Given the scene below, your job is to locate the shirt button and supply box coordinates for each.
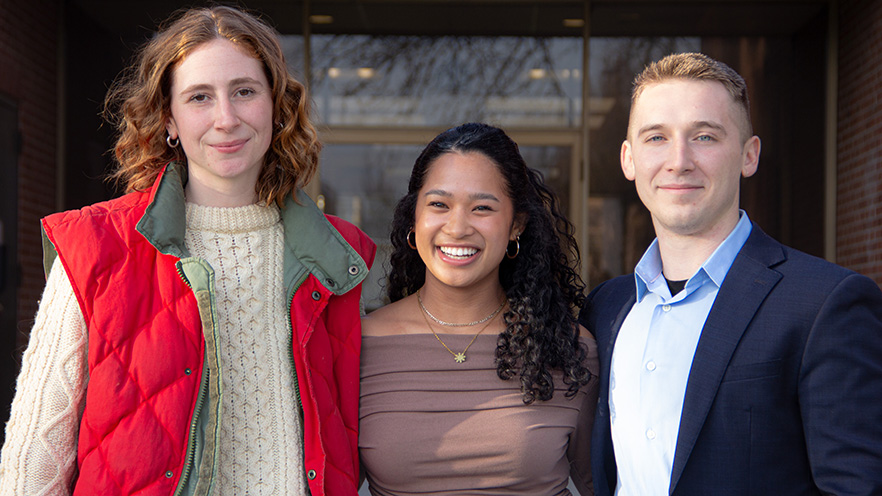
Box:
[165,470,174,478]
[646,361,657,371]
[646,429,656,440]
[662,304,672,312]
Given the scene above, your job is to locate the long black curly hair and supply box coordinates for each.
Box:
[387,122,591,403]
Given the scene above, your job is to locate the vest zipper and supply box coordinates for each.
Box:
[173,263,205,495]
[174,366,209,496]
[176,265,192,288]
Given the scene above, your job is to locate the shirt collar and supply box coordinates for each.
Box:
[634,211,753,302]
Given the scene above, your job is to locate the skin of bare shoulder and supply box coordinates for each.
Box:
[578,324,594,339]
[361,296,424,337]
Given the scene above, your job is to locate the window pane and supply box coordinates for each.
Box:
[310,35,582,128]
[280,35,306,82]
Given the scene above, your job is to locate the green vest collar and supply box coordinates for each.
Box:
[137,162,189,259]
[280,189,369,296]
[137,162,368,296]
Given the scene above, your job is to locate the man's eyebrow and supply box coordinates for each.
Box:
[692,120,727,133]
[636,123,665,136]
[636,121,728,135]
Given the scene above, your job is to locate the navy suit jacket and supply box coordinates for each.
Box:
[579,224,882,496]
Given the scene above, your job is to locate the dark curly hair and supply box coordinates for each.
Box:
[387,122,591,403]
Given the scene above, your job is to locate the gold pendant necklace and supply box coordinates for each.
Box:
[416,289,504,363]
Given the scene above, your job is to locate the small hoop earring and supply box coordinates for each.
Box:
[166,135,180,148]
[506,235,520,259]
[407,229,418,250]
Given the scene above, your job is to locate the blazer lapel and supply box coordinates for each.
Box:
[588,278,637,496]
[604,291,637,370]
[588,277,637,391]
[668,226,785,494]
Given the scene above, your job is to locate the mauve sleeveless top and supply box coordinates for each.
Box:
[359,334,599,495]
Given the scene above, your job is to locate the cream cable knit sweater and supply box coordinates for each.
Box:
[0,203,308,495]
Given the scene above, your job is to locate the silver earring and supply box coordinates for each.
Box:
[166,135,180,148]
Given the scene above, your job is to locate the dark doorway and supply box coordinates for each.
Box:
[0,95,20,446]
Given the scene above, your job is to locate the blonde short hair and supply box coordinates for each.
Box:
[630,52,753,141]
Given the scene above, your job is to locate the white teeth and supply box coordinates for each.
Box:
[440,246,478,258]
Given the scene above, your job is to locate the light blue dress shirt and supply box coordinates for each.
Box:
[610,212,753,496]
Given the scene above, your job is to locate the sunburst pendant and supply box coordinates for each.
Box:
[454,353,467,363]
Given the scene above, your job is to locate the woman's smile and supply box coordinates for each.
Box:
[438,245,479,260]
[211,139,249,153]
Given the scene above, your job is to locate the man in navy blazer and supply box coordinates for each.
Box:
[579,52,882,496]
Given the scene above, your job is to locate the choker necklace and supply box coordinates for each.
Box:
[416,289,505,327]
[417,292,502,364]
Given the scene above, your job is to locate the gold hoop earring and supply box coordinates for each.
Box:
[407,229,418,250]
[506,235,520,259]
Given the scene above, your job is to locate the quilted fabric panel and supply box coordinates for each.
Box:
[44,190,205,495]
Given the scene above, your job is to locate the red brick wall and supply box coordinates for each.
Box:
[838,0,882,285]
[0,0,59,348]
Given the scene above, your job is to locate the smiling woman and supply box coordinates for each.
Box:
[359,122,599,495]
[0,6,375,496]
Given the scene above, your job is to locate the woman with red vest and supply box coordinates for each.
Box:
[0,6,374,495]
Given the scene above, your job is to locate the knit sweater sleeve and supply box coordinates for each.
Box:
[0,261,88,496]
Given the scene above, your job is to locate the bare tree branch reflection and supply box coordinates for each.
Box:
[310,35,581,126]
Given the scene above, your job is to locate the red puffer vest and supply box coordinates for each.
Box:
[40,164,375,495]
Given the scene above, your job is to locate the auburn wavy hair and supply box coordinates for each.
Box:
[387,122,591,403]
[103,5,320,206]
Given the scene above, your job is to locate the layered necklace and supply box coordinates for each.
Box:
[416,288,505,363]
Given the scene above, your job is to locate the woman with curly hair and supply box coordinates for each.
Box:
[359,122,598,495]
[0,6,374,495]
